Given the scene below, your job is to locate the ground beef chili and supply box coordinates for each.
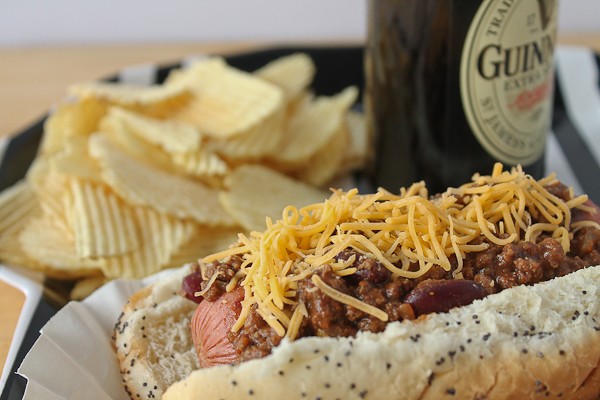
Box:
[182,225,600,363]
[181,182,600,364]
[182,256,242,303]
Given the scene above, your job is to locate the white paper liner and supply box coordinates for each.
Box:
[17,267,178,400]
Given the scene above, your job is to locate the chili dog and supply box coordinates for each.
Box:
[114,165,600,399]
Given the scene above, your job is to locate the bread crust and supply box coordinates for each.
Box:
[114,265,200,400]
[162,265,600,400]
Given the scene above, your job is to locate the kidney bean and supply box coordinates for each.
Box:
[182,271,203,304]
[404,279,487,316]
[572,200,600,225]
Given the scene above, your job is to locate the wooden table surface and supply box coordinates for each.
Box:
[1,34,599,382]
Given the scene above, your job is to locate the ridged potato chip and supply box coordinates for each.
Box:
[89,134,235,226]
[27,160,73,235]
[99,207,196,279]
[169,225,241,266]
[51,135,102,182]
[205,107,285,161]
[296,124,349,187]
[19,216,104,279]
[270,86,358,167]
[69,276,108,301]
[341,110,369,173]
[0,181,44,273]
[68,81,188,107]
[0,230,42,272]
[255,53,315,102]
[171,149,229,179]
[166,58,285,140]
[64,177,139,258]
[0,52,366,296]
[101,108,228,180]
[26,157,78,239]
[100,111,179,173]
[106,107,201,154]
[40,98,106,155]
[220,165,328,232]
[0,181,39,236]
[69,81,190,119]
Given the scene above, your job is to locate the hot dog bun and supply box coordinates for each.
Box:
[114,264,199,400]
[158,265,600,400]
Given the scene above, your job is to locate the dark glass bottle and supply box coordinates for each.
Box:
[365,0,558,194]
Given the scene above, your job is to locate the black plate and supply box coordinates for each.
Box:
[1,46,599,400]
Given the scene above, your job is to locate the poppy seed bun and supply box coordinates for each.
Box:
[114,264,199,400]
[162,265,600,400]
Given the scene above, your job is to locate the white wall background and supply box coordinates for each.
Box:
[0,0,598,47]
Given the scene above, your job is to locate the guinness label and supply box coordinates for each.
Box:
[460,0,557,165]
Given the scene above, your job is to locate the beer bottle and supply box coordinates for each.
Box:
[365,0,558,194]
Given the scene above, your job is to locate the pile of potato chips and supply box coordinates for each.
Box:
[0,53,368,299]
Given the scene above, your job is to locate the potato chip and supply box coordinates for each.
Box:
[64,177,139,258]
[0,180,39,236]
[341,110,369,172]
[296,124,349,187]
[0,230,42,272]
[27,161,72,235]
[0,181,43,270]
[40,98,107,155]
[89,134,236,226]
[68,81,188,107]
[51,135,103,182]
[69,81,190,119]
[19,216,104,279]
[168,225,241,267]
[25,156,50,189]
[99,207,196,279]
[255,53,315,102]
[220,165,329,232]
[69,276,108,301]
[101,107,229,179]
[171,149,229,178]
[204,106,285,160]
[100,109,227,181]
[269,86,358,167]
[166,58,285,140]
[107,107,201,154]
[100,111,179,173]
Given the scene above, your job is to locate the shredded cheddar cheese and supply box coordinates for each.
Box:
[201,164,592,338]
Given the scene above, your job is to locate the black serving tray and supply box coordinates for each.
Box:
[1,45,599,400]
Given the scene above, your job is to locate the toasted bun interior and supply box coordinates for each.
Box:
[163,265,600,400]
